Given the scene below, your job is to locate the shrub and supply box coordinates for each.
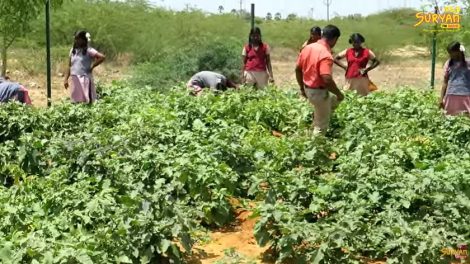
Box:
[132,37,243,88]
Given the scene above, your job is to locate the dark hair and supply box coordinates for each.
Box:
[248,27,263,48]
[349,33,365,44]
[72,30,88,55]
[310,26,322,35]
[322,25,341,40]
[447,41,467,68]
[226,79,238,89]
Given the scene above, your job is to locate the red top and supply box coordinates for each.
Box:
[345,48,370,79]
[243,44,268,71]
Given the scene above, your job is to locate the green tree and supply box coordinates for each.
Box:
[266,12,272,20]
[0,0,63,76]
[286,13,297,20]
[420,0,470,56]
[274,12,282,20]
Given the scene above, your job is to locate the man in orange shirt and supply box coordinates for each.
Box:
[295,24,344,135]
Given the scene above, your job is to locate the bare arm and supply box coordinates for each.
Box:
[266,54,274,82]
[64,57,71,89]
[362,50,380,75]
[240,55,246,83]
[91,52,106,72]
[334,56,348,71]
[334,50,348,71]
[440,77,448,109]
[295,65,306,98]
[321,74,344,102]
[440,61,450,109]
[364,58,380,75]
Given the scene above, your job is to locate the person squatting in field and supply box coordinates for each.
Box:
[334,33,380,96]
[64,30,105,104]
[0,76,32,105]
[296,24,345,135]
[241,27,274,89]
[440,41,470,116]
[300,26,322,52]
[187,71,238,96]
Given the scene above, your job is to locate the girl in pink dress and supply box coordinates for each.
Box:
[440,41,470,116]
[64,31,105,104]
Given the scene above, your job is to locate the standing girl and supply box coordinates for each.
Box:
[64,31,105,104]
[334,33,380,96]
[300,26,322,52]
[440,41,470,116]
[241,27,274,89]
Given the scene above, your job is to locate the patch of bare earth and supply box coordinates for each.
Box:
[186,205,272,264]
[270,46,444,94]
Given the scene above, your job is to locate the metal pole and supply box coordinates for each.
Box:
[323,0,332,22]
[327,3,329,21]
[45,0,52,107]
[251,3,255,29]
[431,33,437,89]
[430,5,438,89]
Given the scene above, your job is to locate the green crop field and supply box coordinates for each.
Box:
[1,84,469,263]
[1,0,470,263]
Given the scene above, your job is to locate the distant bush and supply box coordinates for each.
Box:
[24,0,435,62]
[196,38,242,81]
[132,37,243,88]
[28,0,248,63]
[13,0,464,74]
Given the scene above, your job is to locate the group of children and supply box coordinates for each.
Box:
[1,26,469,122]
[187,26,383,97]
[187,25,470,125]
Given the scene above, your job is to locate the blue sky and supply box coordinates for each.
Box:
[149,0,431,19]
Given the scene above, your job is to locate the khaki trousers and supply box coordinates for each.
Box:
[244,71,269,89]
[346,77,370,96]
[304,88,339,135]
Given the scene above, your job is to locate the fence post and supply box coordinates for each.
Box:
[45,0,52,106]
[251,3,255,29]
[430,5,438,89]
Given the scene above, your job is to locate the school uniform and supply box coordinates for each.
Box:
[443,58,470,115]
[242,43,270,89]
[187,71,229,92]
[0,78,31,105]
[69,47,100,103]
[337,48,377,96]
